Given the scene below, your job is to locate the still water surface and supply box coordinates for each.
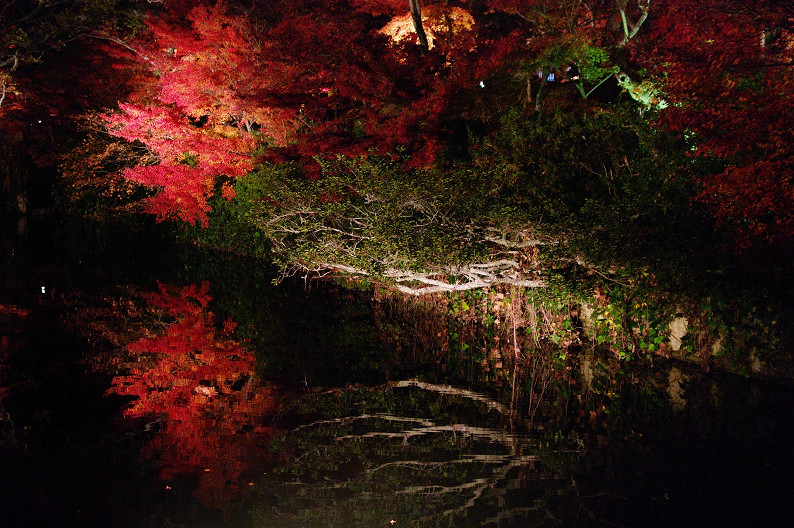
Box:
[2,216,793,527]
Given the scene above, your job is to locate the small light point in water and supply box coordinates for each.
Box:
[40,286,46,294]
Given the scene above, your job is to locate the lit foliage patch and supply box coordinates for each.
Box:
[102,2,295,226]
[645,0,794,249]
[68,0,794,258]
[105,104,255,225]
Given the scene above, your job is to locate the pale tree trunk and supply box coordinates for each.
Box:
[618,0,650,46]
[535,68,549,112]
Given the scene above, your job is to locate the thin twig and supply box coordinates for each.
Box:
[88,31,152,63]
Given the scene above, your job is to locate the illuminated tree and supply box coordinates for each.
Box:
[102,1,297,226]
[641,0,794,249]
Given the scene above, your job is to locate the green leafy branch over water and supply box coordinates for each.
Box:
[198,107,701,291]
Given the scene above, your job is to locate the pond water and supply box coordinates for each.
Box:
[2,215,794,528]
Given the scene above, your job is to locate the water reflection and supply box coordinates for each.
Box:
[89,274,592,526]
[107,281,279,509]
[1,217,793,527]
[251,382,583,528]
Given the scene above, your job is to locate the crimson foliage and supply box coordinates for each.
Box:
[108,281,278,507]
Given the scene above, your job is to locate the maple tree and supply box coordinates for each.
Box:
[99,1,294,226]
[140,0,709,287]
[90,2,505,221]
[107,281,278,508]
[97,0,667,221]
[638,0,794,250]
[243,0,498,166]
[96,0,459,221]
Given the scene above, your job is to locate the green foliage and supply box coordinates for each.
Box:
[689,294,787,376]
[196,105,708,284]
[174,94,786,376]
[471,106,710,273]
[183,187,270,260]
[203,105,709,286]
[179,152,198,168]
[577,46,619,84]
[219,156,490,277]
[575,45,621,99]
[445,290,494,384]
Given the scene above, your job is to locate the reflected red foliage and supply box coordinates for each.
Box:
[108,282,278,508]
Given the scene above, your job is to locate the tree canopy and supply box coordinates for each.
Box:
[3,0,793,282]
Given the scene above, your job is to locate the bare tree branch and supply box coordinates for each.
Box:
[619,0,650,46]
[88,31,153,64]
[293,413,435,433]
[0,54,19,72]
[325,261,546,295]
[335,423,517,443]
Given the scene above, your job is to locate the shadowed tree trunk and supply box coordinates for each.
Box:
[409,0,429,51]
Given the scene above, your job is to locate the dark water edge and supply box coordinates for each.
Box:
[0,214,172,528]
[2,214,794,528]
